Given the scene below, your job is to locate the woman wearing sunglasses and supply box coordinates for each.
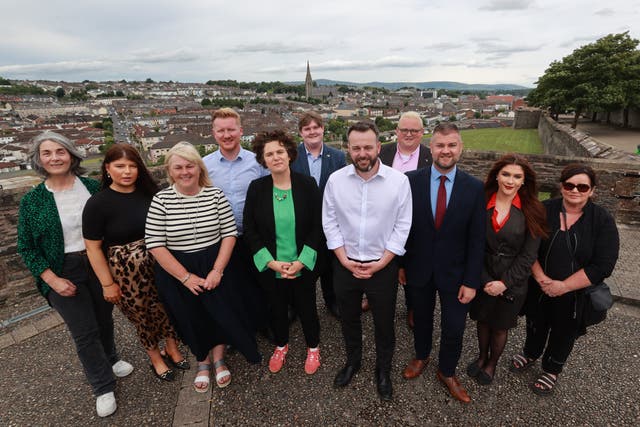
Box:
[511,163,619,396]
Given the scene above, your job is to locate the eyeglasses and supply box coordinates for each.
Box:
[562,182,591,193]
[397,128,422,135]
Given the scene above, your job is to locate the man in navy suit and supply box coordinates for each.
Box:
[291,112,347,318]
[379,111,432,329]
[402,123,485,403]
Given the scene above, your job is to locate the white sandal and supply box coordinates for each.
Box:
[193,363,211,393]
[214,359,231,388]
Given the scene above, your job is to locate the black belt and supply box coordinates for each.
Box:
[65,250,87,257]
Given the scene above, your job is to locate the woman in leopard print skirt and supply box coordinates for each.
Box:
[83,144,188,382]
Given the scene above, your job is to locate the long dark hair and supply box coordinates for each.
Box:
[101,144,159,196]
[484,153,548,239]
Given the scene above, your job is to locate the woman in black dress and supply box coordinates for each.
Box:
[83,144,187,382]
[511,163,619,395]
[468,154,547,385]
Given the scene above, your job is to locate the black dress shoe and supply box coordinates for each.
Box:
[333,364,360,388]
[375,368,392,401]
[326,301,341,319]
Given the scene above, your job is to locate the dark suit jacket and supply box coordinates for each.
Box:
[242,171,322,288]
[290,143,346,194]
[404,167,486,291]
[379,143,431,170]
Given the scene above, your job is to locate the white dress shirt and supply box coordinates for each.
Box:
[322,162,412,261]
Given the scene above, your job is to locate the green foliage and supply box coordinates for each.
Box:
[374,116,395,132]
[459,128,542,154]
[207,98,244,109]
[145,78,155,83]
[474,111,482,119]
[337,85,352,93]
[67,89,88,101]
[449,114,457,122]
[115,90,125,97]
[249,97,280,105]
[201,98,212,106]
[205,80,306,97]
[326,118,348,140]
[0,76,10,85]
[527,32,640,128]
[55,87,66,98]
[285,96,322,105]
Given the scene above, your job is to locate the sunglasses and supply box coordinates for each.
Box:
[562,182,591,193]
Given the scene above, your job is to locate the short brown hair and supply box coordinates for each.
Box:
[252,129,298,168]
[298,111,324,131]
[432,122,459,136]
[212,108,241,127]
[347,121,379,138]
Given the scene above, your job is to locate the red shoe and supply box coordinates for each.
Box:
[269,345,288,373]
[304,348,321,375]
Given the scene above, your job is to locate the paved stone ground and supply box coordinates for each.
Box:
[1,296,639,426]
[574,121,640,154]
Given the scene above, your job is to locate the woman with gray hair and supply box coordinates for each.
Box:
[17,131,133,418]
[145,142,261,394]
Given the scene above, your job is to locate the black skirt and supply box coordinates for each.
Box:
[154,243,261,363]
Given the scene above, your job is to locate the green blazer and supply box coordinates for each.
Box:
[17,176,100,297]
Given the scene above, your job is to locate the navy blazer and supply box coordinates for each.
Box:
[242,171,322,288]
[379,142,431,170]
[290,143,347,194]
[403,167,486,291]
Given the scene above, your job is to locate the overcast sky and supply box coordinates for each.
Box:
[1,0,638,87]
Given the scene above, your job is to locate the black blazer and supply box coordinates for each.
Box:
[379,143,431,170]
[290,143,347,194]
[243,171,322,288]
[403,167,486,291]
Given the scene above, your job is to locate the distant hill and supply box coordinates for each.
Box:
[290,79,530,91]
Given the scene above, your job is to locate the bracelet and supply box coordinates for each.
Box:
[102,282,115,288]
[212,267,224,276]
[180,273,191,284]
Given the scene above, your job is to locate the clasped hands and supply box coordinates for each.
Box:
[537,276,569,297]
[343,259,383,280]
[268,260,304,279]
[183,269,223,295]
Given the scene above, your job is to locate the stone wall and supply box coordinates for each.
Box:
[2,156,639,310]
[537,115,639,162]
[512,108,541,129]
[594,108,640,129]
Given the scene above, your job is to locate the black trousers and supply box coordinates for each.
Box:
[47,253,117,396]
[266,277,320,348]
[408,284,469,377]
[333,259,398,373]
[523,292,579,375]
[318,248,337,306]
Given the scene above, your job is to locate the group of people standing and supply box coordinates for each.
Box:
[17,108,619,417]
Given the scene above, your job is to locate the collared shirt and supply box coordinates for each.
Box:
[487,192,522,233]
[430,164,457,219]
[322,162,412,261]
[391,145,420,173]
[304,144,323,186]
[203,148,268,234]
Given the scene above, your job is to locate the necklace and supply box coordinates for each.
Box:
[273,189,288,202]
[175,185,201,242]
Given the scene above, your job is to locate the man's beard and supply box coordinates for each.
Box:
[353,155,378,173]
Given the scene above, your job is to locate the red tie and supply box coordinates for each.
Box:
[435,175,447,229]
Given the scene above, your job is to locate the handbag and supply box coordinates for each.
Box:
[584,282,613,311]
[561,208,613,327]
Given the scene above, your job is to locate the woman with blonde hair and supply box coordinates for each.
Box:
[145,142,261,393]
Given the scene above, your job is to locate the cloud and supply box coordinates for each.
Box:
[259,56,432,73]
[479,0,532,11]
[594,8,615,17]
[230,42,324,55]
[0,60,107,76]
[557,35,602,48]
[476,41,542,56]
[126,48,200,63]
[424,42,466,50]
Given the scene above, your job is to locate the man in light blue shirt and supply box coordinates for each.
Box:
[322,121,412,401]
[203,108,269,345]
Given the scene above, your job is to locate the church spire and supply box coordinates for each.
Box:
[305,60,313,100]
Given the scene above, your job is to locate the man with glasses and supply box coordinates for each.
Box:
[380,111,432,329]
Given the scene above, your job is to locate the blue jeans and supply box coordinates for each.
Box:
[47,253,117,396]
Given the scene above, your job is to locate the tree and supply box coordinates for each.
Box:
[115,90,125,97]
[449,114,457,122]
[201,98,212,106]
[527,32,640,128]
[374,116,395,132]
[55,87,65,98]
[145,78,154,83]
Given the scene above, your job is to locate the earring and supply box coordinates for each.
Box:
[107,173,111,178]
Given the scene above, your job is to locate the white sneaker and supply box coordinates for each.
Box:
[112,360,134,378]
[96,392,117,417]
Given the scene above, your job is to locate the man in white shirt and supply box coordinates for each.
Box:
[322,121,412,401]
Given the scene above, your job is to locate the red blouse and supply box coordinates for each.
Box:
[487,192,522,233]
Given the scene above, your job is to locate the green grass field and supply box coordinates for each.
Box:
[458,128,543,154]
